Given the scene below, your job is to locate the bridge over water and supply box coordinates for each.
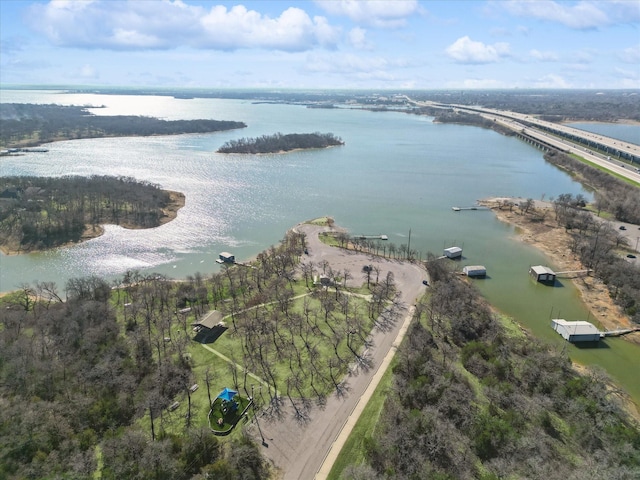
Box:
[404,97,640,179]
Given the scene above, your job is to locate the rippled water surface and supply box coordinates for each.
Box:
[2,90,639,406]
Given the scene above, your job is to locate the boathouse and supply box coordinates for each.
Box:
[551,319,601,343]
[462,265,486,277]
[529,265,556,284]
[444,246,463,259]
[218,252,235,263]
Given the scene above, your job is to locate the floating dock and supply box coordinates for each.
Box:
[452,206,489,211]
[357,234,388,240]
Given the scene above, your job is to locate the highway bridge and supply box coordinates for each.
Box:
[404,97,640,184]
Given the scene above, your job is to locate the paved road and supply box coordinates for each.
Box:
[245,223,426,479]
[403,96,640,183]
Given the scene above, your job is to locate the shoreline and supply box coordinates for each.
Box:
[0,190,185,256]
[478,196,639,345]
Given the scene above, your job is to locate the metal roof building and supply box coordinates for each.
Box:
[529,265,556,284]
[551,319,601,343]
[444,246,463,259]
[462,265,486,277]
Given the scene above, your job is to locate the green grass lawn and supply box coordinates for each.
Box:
[569,153,640,188]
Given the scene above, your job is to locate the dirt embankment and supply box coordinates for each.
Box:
[0,190,185,256]
[479,197,639,345]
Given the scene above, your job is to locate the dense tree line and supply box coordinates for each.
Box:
[544,150,640,224]
[217,132,344,153]
[343,266,640,480]
[0,224,400,478]
[0,103,246,148]
[548,193,640,322]
[407,89,640,123]
[0,175,181,252]
[52,87,640,123]
[0,273,268,479]
[419,108,515,136]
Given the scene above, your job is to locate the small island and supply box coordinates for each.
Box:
[0,176,185,254]
[0,103,246,150]
[217,132,344,154]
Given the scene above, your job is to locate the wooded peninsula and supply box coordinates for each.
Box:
[1,222,638,480]
[217,132,344,154]
[0,103,246,149]
[0,176,184,254]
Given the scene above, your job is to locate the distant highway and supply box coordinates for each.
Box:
[404,97,640,184]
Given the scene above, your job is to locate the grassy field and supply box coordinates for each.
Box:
[569,153,640,188]
[326,356,397,480]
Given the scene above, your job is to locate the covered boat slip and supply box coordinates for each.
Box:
[444,246,462,259]
[462,265,486,277]
[529,265,556,284]
[551,319,601,343]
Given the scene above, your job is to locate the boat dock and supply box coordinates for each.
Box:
[357,234,388,240]
[551,318,640,342]
[601,327,640,338]
[554,269,592,278]
[452,206,490,211]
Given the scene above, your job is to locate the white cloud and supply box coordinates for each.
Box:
[533,73,571,88]
[529,49,559,61]
[613,66,639,83]
[445,78,507,89]
[303,52,409,82]
[77,64,99,80]
[445,36,510,64]
[607,0,640,23]
[348,27,372,50]
[0,36,28,56]
[315,0,419,28]
[305,52,387,74]
[619,45,640,64]
[497,0,608,29]
[26,1,341,52]
[199,5,340,51]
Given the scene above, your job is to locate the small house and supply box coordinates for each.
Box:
[444,246,463,259]
[462,265,486,277]
[551,319,601,343]
[529,265,556,284]
[217,252,235,263]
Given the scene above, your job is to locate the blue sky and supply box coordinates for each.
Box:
[1,0,638,89]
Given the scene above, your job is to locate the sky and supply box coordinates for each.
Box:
[0,0,639,90]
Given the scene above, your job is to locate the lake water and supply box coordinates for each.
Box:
[1,90,639,408]
[567,122,640,145]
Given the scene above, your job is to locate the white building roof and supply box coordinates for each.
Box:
[463,265,486,272]
[530,265,556,275]
[551,319,601,342]
[552,319,599,335]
